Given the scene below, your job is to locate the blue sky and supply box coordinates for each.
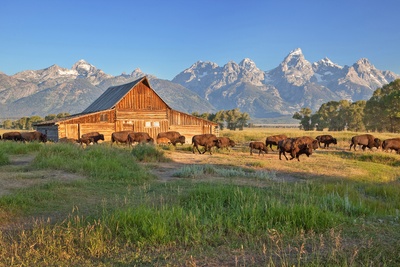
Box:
[1,0,399,80]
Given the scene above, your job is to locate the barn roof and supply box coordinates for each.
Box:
[82,76,158,114]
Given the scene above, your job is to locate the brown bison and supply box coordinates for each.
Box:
[78,137,94,146]
[278,137,316,161]
[382,138,400,154]
[192,134,221,155]
[2,132,23,141]
[315,135,337,148]
[156,131,186,146]
[128,132,154,145]
[249,141,268,156]
[111,131,134,146]
[265,134,288,151]
[21,131,47,143]
[290,137,315,161]
[217,137,236,151]
[278,138,295,160]
[81,132,104,144]
[350,134,381,151]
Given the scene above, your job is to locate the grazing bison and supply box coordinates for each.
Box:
[81,132,104,144]
[2,132,23,141]
[111,131,134,146]
[350,134,381,151]
[265,134,288,151]
[21,131,47,143]
[249,141,268,156]
[382,138,400,154]
[156,131,186,146]
[156,137,171,146]
[128,132,154,145]
[217,137,236,151]
[315,135,337,148]
[192,134,221,155]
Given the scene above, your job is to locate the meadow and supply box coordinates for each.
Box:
[0,128,399,266]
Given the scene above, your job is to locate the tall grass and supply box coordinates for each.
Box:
[1,130,400,266]
[32,143,151,182]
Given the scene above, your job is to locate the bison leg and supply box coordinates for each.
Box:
[250,148,253,155]
[193,144,202,154]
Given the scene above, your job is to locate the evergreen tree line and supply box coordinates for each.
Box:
[293,79,400,133]
[192,108,251,130]
[0,113,70,130]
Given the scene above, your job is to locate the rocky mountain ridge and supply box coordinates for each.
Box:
[0,48,398,120]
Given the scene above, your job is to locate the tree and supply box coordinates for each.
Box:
[346,101,366,132]
[237,112,250,130]
[293,107,312,130]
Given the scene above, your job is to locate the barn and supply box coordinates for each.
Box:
[34,76,218,142]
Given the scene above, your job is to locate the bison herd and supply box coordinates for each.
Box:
[2,130,400,160]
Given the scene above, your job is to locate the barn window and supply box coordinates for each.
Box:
[145,121,151,127]
[153,121,160,127]
[100,114,108,122]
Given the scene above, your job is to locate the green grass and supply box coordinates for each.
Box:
[0,132,400,266]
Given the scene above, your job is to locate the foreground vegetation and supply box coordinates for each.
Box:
[0,129,399,266]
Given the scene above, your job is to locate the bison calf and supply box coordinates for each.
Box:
[249,141,268,156]
[315,135,337,148]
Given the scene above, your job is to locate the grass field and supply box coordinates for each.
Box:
[0,128,399,266]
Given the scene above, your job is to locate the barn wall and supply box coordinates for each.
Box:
[34,125,59,142]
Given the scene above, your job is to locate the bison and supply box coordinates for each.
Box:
[290,137,315,161]
[249,141,268,156]
[156,131,185,146]
[21,131,47,143]
[315,135,337,148]
[156,137,172,146]
[265,134,288,151]
[350,134,381,151]
[278,138,295,160]
[278,137,316,161]
[2,132,23,141]
[192,134,221,155]
[111,131,134,146]
[382,138,400,154]
[81,132,104,144]
[217,137,236,152]
[128,132,154,145]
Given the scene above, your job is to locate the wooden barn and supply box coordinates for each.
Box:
[34,76,218,142]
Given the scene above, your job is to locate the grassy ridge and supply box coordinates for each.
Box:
[0,129,399,266]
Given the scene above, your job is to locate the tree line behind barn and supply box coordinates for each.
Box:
[2,130,399,158]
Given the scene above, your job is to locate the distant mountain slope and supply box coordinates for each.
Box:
[0,48,398,119]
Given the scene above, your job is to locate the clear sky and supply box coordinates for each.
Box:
[1,0,399,80]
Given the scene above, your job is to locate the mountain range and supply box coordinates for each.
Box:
[0,48,398,121]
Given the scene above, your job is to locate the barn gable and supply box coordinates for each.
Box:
[82,76,169,113]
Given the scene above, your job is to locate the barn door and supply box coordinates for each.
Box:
[66,124,79,139]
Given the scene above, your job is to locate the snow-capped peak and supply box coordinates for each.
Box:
[313,57,343,70]
[239,58,257,71]
[288,48,303,56]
